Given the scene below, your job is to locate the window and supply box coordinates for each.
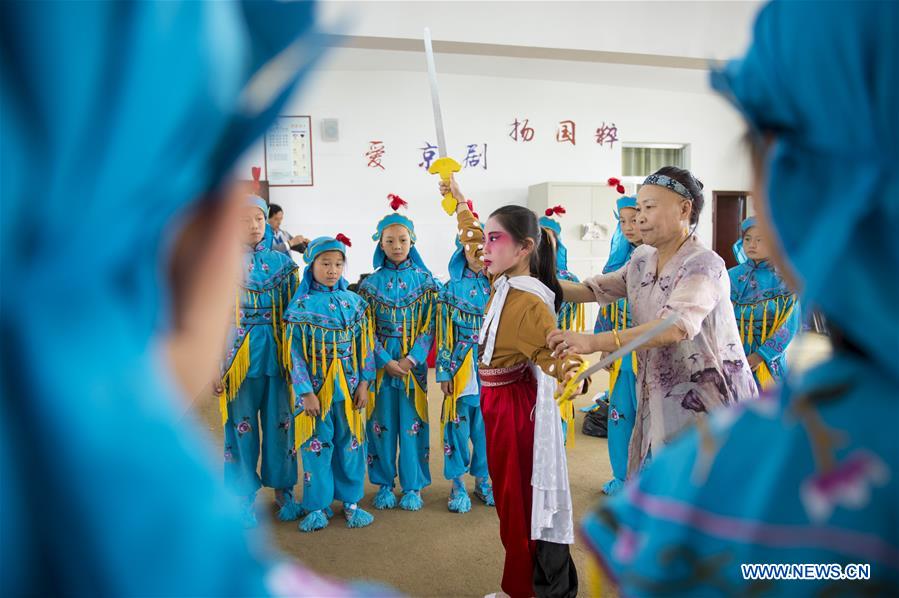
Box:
[622,143,689,178]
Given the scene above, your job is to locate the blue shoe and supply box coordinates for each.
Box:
[447,479,472,514]
[602,477,625,496]
[399,490,423,511]
[344,503,374,528]
[275,488,303,522]
[298,509,329,533]
[373,486,397,510]
[475,478,495,507]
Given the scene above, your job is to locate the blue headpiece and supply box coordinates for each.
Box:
[731,216,758,265]
[371,211,431,273]
[603,196,639,273]
[297,236,350,295]
[539,207,568,271]
[247,194,269,216]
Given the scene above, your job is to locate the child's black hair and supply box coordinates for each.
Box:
[488,205,564,313]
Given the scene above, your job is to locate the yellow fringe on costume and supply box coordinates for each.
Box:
[736,295,797,391]
[439,348,474,447]
[219,334,251,427]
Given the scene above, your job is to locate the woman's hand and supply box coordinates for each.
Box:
[212,379,224,396]
[385,360,407,378]
[548,330,599,357]
[440,380,454,396]
[303,393,321,418]
[353,382,368,409]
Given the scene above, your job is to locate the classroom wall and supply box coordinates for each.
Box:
[236,66,752,282]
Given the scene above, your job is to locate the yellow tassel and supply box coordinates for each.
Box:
[608,357,621,395]
[762,300,769,341]
[559,398,575,447]
[310,329,317,377]
[402,311,408,355]
[756,361,775,390]
[235,290,240,329]
[320,330,327,377]
[220,334,251,426]
[294,412,315,449]
[748,309,755,346]
[412,376,429,424]
[368,370,383,419]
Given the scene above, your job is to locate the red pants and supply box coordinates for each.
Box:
[481,365,537,598]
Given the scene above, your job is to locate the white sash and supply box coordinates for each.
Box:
[479,275,574,545]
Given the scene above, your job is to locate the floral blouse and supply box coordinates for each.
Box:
[583,236,758,474]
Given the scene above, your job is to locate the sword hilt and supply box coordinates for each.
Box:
[428,157,462,215]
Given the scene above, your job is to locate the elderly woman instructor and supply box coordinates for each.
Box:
[549,166,757,475]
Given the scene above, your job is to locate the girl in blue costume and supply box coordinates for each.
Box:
[730,216,800,391]
[436,205,495,513]
[539,206,586,333]
[1,1,392,595]
[219,195,301,527]
[581,2,899,594]
[593,195,642,495]
[283,235,377,532]
[358,195,439,511]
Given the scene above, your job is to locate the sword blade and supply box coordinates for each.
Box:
[575,314,679,383]
[423,27,448,158]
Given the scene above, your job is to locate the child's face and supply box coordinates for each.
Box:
[241,206,266,245]
[380,224,412,264]
[483,216,529,275]
[312,250,345,287]
[619,207,642,244]
[742,226,770,261]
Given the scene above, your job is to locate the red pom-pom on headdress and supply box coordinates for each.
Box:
[607,177,625,195]
[545,205,566,218]
[387,194,408,211]
[466,199,479,220]
[251,166,262,194]
[336,233,352,247]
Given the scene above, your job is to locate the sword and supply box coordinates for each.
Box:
[574,314,679,384]
[423,27,461,215]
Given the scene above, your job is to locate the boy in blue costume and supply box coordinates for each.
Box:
[283,234,377,532]
[436,202,495,513]
[592,196,641,495]
[358,195,439,511]
[729,216,800,390]
[219,195,301,527]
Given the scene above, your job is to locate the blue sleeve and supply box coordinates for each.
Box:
[435,301,453,382]
[758,296,801,364]
[288,328,314,401]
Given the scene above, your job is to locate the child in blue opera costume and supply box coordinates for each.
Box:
[729,216,800,391]
[219,195,301,527]
[358,195,439,511]
[283,235,377,532]
[436,201,495,513]
[592,195,642,495]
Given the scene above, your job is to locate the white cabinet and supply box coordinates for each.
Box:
[528,182,623,327]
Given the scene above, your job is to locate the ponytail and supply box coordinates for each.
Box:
[533,228,564,313]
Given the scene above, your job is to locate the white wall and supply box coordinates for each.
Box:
[236,66,752,282]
